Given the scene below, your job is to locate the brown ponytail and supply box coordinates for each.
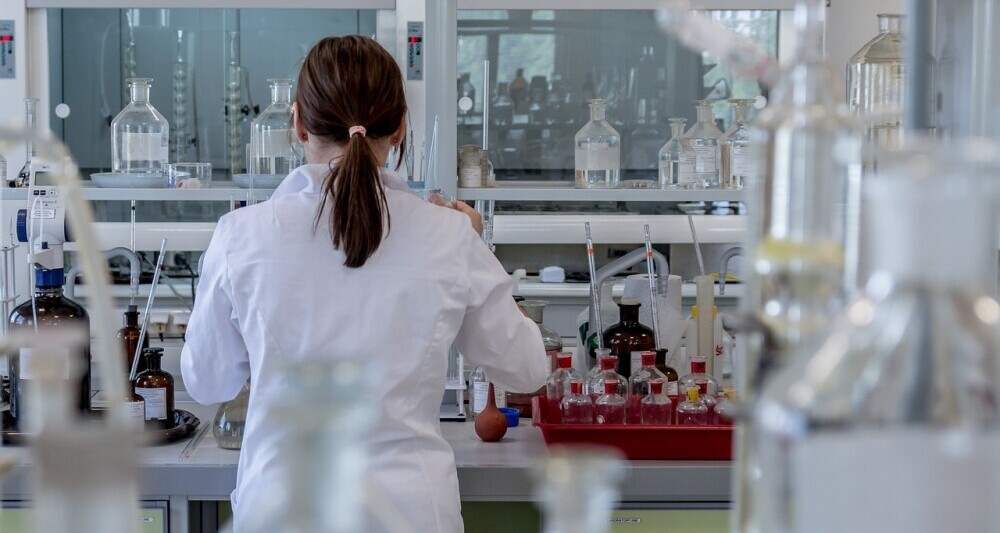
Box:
[296,36,407,268]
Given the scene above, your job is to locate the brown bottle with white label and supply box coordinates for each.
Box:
[133,347,175,430]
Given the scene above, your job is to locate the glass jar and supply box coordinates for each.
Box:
[250,78,300,177]
[546,353,584,424]
[593,381,626,425]
[848,14,905,151]
[676,388,708,425]
[214,381,250,450]
[560,380,594,424]
[684,100,724,188]
[133,347,175,430]
[626,351,667,424]
[111,78,169,177]
[721,99,756,189]
[585,353,627,403]
[751,138,1000,533]
[574,99,621,189]
[603,299,655,378]
[658,118,696,189]
[640,379,672,425]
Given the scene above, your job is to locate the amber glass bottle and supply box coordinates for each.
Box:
[8,269,91,431]
[603,299,655,377]
[655,348,680,397]
[133,347,175,430]
[118,304,149,377]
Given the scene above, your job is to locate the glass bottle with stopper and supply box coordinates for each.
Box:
[586,351,627,403]
[546,353,584,423]
[250,78,301,177]
[641,379,672,425]
[677,388,708,425]
[560,380,594,424]
[684,100,724,188]
[593,380,626,425]
[574,99,621,189]
[626,351,667,424]
[133,347,175,430]
[118,304,149,377]
[111,78,169,178]
[721,99,756,189]
[658,118,696,189]
[848,14,905,151]
[603,299,655,378]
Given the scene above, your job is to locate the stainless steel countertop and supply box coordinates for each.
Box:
[0,402,731,503]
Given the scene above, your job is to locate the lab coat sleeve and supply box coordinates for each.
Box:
[180,216,251,404]
[453,228,548,394]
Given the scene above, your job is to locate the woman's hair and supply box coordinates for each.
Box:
[296,35,407,268]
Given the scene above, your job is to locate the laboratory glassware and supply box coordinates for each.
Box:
[721,99,756,189]
[15,98,39,187]
[172,30,191,163]
[509,300,563,415]
[469,365,489,418]
[594,381,626,425]
[459,144,485,187]
[676,388,708,425]
[250,78,299,176]
[226,30,245,176]
[679,354,719,399]
[546,353,584,424]
[533,446,624,533]
[133,347,175,430]
[603,298,655,377]
[658,118,696,189]
[751,139,1000,533]
[640,379,672,425]
[626,351,667,424]
[117,304,149,377]
[213,381,250,449]
[168,162,212,188]
[8,270,92,431]
[574,99,621,189]
[586,353,627,402]
[714,387,736,425]
[734,0,861,527]
[111,78,169,177]
[848,14,905,150]
[684,100,724,188]
[654,349,679,397]
[560,380,594,424]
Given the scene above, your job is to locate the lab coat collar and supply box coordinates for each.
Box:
[272,163,411,199]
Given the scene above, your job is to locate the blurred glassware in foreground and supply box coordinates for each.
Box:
[533,446,625,533]
[848,14,905,152]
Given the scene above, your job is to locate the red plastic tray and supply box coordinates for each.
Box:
[530,396,733,460]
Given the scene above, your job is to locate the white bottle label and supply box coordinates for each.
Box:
[666,381,679,396]
[793,430,1000,533]
[694,146,718,173]
[730,145,754,176]
[126,400,146,426]
[19,348,72,380]
[472,382,489,414]
[677,152,698,184]
[136,387,168,420]
[123,132,168,163]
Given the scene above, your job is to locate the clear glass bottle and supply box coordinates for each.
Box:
[640,379,672,425]
[721,99,756,189]
[658,118,696,189]
[111,78,169,177]
[117,304,149,377]
[679,355,719,399]
[574,99,621,189]
[214,381,250,449]
[735,1,862,528]
[250,78,301,176]
[546,353,584,423]
[714,387,737,426]
[684,100,724,188]
[560,380,594,424]
[8,269,91,431]
[469,365,489,419]
[848,14,905,150]
[603,298,656,378]
[133,347,175,430]
[626,351,667,424]
[585,348,612,395]
[585,353,627,403]
[593,380,626,425]
[677,388,708,426]
[752,139,1000,533]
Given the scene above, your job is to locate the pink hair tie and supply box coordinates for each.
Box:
[348,125,367,138]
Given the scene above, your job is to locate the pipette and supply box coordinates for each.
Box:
[643,225,662,349]
[129,238,168,382]
[688,215,705,276]
[585,222,603,350]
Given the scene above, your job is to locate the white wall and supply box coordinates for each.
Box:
[826,0,905,84]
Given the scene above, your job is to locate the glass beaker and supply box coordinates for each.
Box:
[752,137,1000,533]
[111,78,170,176]
[167,162,212,188]
[250,78,300,176]
[848,14,905,151]
[684,100,724,189]
[574,99,621,189]
[213,381,249,450]
[658,118,696,189]
[721,99,756,189]
[533,446,624,533]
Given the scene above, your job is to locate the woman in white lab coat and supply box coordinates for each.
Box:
[181,36,548,532]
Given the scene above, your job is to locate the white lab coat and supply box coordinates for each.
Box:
[181,164,548,532]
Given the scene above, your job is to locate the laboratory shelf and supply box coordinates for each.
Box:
[456,182,746,203]
[0,182,275,202]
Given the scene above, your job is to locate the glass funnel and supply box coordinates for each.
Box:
[574,99,621,189]
[658,118,696,189]
[250,78,301,176]
[213,381,249,449]
[533,446,625,533]
[752,138,1000,533]
[721,99,756,189]
[111,78,169,177]
[684,100,724,189]
[848,14,905,151]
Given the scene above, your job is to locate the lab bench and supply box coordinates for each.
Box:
[0,402,731,533]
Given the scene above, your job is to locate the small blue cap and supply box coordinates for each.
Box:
[35,268,65,288]
[499,407,520,428]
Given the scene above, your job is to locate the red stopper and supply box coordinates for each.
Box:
[649,379,664,395]
[691,360,707,374]
[558,353,573,369]
[641,351,656,367]
[570,380,583,395]
[599,355,617,371]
